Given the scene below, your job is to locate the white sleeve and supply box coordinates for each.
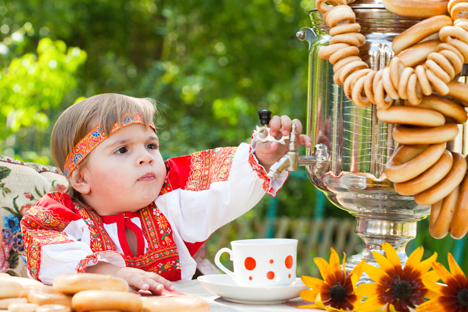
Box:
[156,142,288,244]
[35,219,126,285]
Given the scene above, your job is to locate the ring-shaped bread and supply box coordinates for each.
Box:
[385,143,446,183]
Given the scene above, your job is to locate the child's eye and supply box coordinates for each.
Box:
[115,147,128,154]
[146,143,159,150]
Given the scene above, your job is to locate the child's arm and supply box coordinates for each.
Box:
[85,262,174,295]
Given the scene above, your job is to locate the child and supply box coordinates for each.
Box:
[20,93,311,295]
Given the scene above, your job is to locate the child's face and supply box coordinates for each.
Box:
[78,124,166,215]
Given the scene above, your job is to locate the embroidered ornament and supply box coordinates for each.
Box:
[63,111,156,178]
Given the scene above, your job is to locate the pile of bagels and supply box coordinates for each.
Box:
[316,0,468,239]
[0,273,209,312]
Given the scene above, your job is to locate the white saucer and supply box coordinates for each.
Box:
[197,274,308,305]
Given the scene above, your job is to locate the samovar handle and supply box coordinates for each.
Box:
[296,27,316,50]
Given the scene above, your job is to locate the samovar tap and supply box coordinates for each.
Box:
[255,110,329,179]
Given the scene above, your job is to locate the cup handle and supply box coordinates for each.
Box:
[214,247,235,279]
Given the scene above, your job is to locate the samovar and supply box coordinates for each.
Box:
[266,0,468,275]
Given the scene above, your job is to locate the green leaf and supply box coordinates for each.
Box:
[7,250,19,269]
[35,186,42,197]
[3,206,22,220]
[0,167,11,181]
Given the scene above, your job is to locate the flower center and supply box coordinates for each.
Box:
[329,282,347,302]
[393,280,413,300]
[457,289,468,306]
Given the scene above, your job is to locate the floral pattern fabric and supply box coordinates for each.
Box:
[0,155,67,277]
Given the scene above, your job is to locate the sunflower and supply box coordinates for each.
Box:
[416,252,468,312]
[355,243,439,312]
[299,248,365,311]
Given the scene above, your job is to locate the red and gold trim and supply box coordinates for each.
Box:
[23,230,75,282]
[63,111,156,178]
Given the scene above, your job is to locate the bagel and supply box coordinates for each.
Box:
[0,280,22,299]
[352,75,372,107]
[329,23,361,36]
[392,15,453,55]
[0,299,28,310]
[398,67,415,100]
[72,290,143,312]
[333,56,362,73]
[53,273,128,295]
[142,296,210,312]
[36,305,71,312]
[376,105,445,127]
[447,38,468,61]
[447,80,468,104]
[451,3,468,21]
[385,143,446,183]
[392,123,459,145]
[364,70,378,104]
[8,303,39,312]
[395,150,453,195]
[439,49,463,75]
[415,65,433,96]
[318,43,350,60]
[450,172,468,239]
[28,286,73,308]
[316,0,348,13]
[414,152,467,205]
[439,26,468,45]
[437,42,465,63]
[382,0,449,18]
[429,186,459,239]
[374,79,394,110]
[426,67,450,95]
[406,73,423,105]
[408,94,468,124]
[398,40,441,68]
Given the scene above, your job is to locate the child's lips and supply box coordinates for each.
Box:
[138,173,156,181]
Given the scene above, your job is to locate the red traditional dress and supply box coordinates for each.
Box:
[20,142,287,284]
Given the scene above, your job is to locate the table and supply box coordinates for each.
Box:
[172,280,320,311]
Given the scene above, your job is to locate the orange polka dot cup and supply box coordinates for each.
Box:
[214,238,298,287]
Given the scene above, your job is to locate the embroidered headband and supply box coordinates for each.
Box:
[63,111,156,178]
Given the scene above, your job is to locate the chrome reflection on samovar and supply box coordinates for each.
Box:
[270,0,468,275]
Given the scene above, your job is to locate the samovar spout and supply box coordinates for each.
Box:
[266,123,329,179]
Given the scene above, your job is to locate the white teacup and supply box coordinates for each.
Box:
[214,238,298,287]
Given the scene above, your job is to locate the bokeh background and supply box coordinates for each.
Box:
[1,0,466,274]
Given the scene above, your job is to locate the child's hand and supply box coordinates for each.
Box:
[254,115,312,172]
[86,262,174,295]
[116,267,175,295]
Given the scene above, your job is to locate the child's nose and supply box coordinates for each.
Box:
[138,151,154,165]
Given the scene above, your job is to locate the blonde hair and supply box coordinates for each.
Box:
[51,93,157,199]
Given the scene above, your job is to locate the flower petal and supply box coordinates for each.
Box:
[422,269,440,283]
[350,259,366,288]
[404,246,424,273]
[416,298,447,312]
[355,283,379,297]
[414,251,437,276]
[432,261,457,286]
[362,263,393,284]
[356,295,385,312]
[422,275,448,295]
[447,252,466,281]
[300,289,320,302]
[297,304,320,309]
[372,251,397,278]
[342,252,347,278]
[382,243,402,274]
[330,248,343,283]
[315,257,337,285]
[302,276,327,292]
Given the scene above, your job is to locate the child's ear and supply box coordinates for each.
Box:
[70,167,91,195]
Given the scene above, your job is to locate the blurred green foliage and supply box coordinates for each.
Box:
[2,0,465,272]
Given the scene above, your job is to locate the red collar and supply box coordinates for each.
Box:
[101,211,145,257]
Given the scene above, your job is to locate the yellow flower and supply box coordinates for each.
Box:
[299,248,365,311]
[416,252,468,312]
[355,243,439,312]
